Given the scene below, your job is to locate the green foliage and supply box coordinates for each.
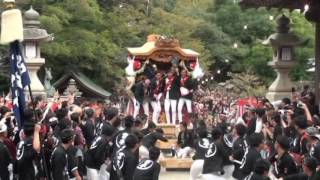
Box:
[210,1,314,84]
[289,11,315,81]
[0,0,315,93]
[40,0,317,90]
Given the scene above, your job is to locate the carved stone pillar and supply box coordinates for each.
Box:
[23,6,53,96]
[264,15,308,102]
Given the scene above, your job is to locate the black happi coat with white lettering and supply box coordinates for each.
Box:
[238,147,261,179]
[112,129,132,154]
[85,135,111,170]
[193,138,211,160]
[80,118,95,147]
[0,141,11,180]
[221,134,234,166]
[284,172,320,180]
[309,141,320,163]
[67,147,79,179]
[270,151,298,178]
[202,141,224,174]
[177,130,193,148]
[290,132,308,155]
[16,136,37,180]
[244,172,270,180]
[232,137,247,179]
[133,159,161,180]
[110,148,138,180]
[142,132,168,149]
[50,145,69,180]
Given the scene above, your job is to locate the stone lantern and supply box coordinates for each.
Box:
[23,6,53,96]
[63,79,83,97]
[264,15,308,102]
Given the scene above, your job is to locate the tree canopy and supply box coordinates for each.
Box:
[0,0,315,93]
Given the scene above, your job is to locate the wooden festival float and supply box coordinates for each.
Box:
[125,34,203,116]
[125,34,204,170]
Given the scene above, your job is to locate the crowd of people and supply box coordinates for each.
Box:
[0,82,319,180]
[192,87,238,122]
[186,85,320,180]
[0,93,167,180]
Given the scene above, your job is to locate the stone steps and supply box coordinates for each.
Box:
[160,157,193,171]
[156,139,193,171]
[157,124,178,138]
[156,139,177,150]
[156,124,193,171]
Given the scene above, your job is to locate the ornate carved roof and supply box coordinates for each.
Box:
[127,34,199,63]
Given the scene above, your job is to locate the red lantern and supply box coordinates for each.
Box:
[133,60,142,70]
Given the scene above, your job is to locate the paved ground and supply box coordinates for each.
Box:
[159,171,190,180]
